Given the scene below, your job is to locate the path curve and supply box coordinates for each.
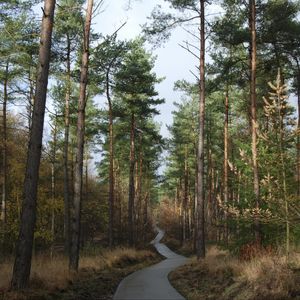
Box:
[113,227,187,300]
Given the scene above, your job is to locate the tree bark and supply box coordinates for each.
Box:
[27,58,35,131]
[136,140,143,243]
[128,112,135,246]
[11,0,56,289]
[183,145,188,242]
[63,35,71,255]
[1,62,8,224]
[107,71,115,249]
[69,0,93,272]
[196,0,206,259]
[297,68,300,198]
[223,86,229,243]
[50,117,57,259]
[249,0,261,243]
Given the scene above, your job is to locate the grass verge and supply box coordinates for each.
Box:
[0,247,161,300]
[169,246,300,300]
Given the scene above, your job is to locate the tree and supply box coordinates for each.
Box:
[0,3,37,225]
[196,0,206,259]
[11,0,56,289]
[53,0,84,255]
[249,0,261,243]
[114,39,164,246]
[144,0,209,258]
[92,35,127,248]
[69,0,94,272]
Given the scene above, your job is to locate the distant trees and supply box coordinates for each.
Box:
[143,0,208,259]
[0,0,299,292]
[159,0,300,255]
[0,0,165,289]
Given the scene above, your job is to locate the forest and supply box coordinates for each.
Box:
[0,0,300,299]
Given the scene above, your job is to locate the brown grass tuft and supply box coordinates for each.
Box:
[0,247,155,292]
[170,246,300,300]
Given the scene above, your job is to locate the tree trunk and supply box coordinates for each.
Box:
[107,71,115,248]
[249,0,261,243]
[193,159,198,252]
[276,71,289,257]
[223,86,229,243]
[183,145,188,242]
[128,112,135,246]
[136,141,143,243]
[69,0,93,272]
[11,0,56,289]
[206,116,212,240]
[297,69,300,198]
[196,0,206,259]
[27,58,35,131]
[63,35,71,255]
[50,115,58,259]
[1,62,8,224]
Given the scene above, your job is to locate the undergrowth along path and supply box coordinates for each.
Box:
[113,227,187,300]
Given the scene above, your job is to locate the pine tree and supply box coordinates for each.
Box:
[11,0,56,289]
[114,39,164,246]
[69,0,93,272]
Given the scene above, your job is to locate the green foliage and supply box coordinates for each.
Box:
[114,39,164,115]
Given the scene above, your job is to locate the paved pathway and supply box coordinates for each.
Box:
[113,228,187,300]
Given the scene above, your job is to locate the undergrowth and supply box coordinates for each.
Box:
[0,247,160,300]
[170,246,300,300]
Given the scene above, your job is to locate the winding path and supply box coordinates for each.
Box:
[113,228,187,300]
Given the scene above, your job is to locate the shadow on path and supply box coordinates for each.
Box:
[113,227,187,300]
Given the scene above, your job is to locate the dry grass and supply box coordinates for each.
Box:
[231,252,300,299]
[0,247,156,292]
[170,246,300,300]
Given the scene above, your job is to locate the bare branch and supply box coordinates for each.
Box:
[178,42,200,61]
[181,26,200,41]
[190,69,199,81]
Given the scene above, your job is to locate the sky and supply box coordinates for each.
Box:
[31,0,204,175]
[92,0,201,138]
[33,0,297,174]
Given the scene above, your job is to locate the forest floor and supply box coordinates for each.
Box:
[0,246,162,300]
[165,238,300,300]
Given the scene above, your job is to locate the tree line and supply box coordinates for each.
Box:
[0,0,164,289]
[148,0,300,258]
[1,0,300,292]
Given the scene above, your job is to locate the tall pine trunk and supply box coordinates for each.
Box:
[11,0,56,289]
[50,116,57,259]
[1,62,8,224]
[107,71,115,248]
[136,141,143,243]
[69,0,93,271]
[27,60,35,131]
[128,112,135,246]
[183,145,188,242]
[196,0,206,259]
[223,86,229,243]
[297,68,300,198]
[63,35,71,255]
[249,0,261,242]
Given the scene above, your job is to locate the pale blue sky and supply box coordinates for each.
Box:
[93,0,200,138]
[33,0,297,174]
